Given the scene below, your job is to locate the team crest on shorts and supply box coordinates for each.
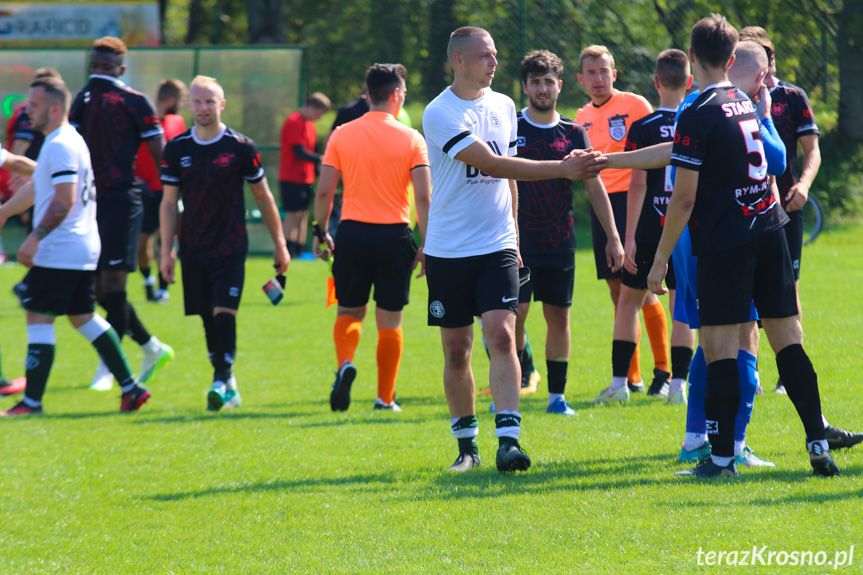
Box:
[489,111,501,128]
[608,115,628,142]
[430,300,445,318]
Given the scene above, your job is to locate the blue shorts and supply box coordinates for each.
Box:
[671,227,758,330]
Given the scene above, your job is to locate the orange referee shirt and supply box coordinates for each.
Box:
[575,90,652,194]
[322,111,428,225]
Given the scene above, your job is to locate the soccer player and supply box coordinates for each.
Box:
[160,75,290,411]
[738,27,822,395]
[602,49,696,405]
[576,45,671,395]
[648,15,838,477]
[510,50,623,414]
[0,76,151,416]
[279,93,331,258]
[0,142,36,397]
[313,63,431,413]
[422,26,611,473]
[134,79,188,304]
[69,37,174,391]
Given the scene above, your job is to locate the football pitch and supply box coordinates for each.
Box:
[1,225,861,574]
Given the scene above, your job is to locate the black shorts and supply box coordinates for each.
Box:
[519,252,575,307]
[332,221,417,311]
[622,242,677,291]
[784,209,803,281]
[696,228,798,326]
[141,190,163,235]
[426,250,519,328]
[280,181,313,213]
[181,253,246,316]
[97,195,143,272]
[591,192,627,280]
[20,267,96,316]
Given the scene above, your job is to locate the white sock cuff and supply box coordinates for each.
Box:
[76,315,111,343]
[27,324,56,345]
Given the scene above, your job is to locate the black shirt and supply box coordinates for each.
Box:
[625,109,677,244]
[515,111,589,254]
[770,81,819,204]
[670,82,787,256]
[330,96,370,131]
[69,75,163,198]
[161,125,264,258]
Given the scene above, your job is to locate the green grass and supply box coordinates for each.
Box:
[1,226,862,574]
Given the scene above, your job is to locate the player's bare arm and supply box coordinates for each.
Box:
[19,181,75,267]
[508,179,523,268]
[312,164,339,260]
[411,165,431,278]
[785,134,821,211]
[455,140,606,181]
[250,178,290,275]
[584,176,624,272]
[647,167,698,295]
[605,142,672,171]
[624,169,648,274]
[145,134,166,173]
[0,179,35,230]
[159,184,181,283]
[0,150,36,176]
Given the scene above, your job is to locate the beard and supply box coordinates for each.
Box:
[528,95,556,112]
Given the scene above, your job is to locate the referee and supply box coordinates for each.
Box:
[314,63,431,413]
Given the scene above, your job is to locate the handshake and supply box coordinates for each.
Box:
[559,147,608,181]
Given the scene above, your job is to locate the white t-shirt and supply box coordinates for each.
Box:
[422,87,518,258]
[33,124,100,270]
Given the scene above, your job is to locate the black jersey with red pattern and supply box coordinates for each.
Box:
[625,108,677,243]
[69,75,163,198]
[515,111,589,254]
[670,82,787,256]
[161,125,264,258]
[11,105,44,160]
[770,80,819,204]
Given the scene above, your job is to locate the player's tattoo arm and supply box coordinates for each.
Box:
[31,182,75,240]
[293,144,321,164]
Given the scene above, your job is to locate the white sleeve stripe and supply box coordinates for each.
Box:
[671,155,702,166]
[52,175,79,184]
[161,175,180,182]
[0,147,7,167]
[141,128,164,139]
[244,168,265,181]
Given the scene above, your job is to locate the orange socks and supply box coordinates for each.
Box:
[643,301,670,373]
[628,324,642,383]
[334,315,362,366]
[377,328,403,404]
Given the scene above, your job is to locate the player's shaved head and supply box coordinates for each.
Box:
[447,26,491,62]
[190,75,224,99]
[732,41,768,74]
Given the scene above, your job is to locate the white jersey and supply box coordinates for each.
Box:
[32,124,100,270]
[422,87,518,258]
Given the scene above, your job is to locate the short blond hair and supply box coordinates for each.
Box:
[579,45,615,72]
[190,75,224,98]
